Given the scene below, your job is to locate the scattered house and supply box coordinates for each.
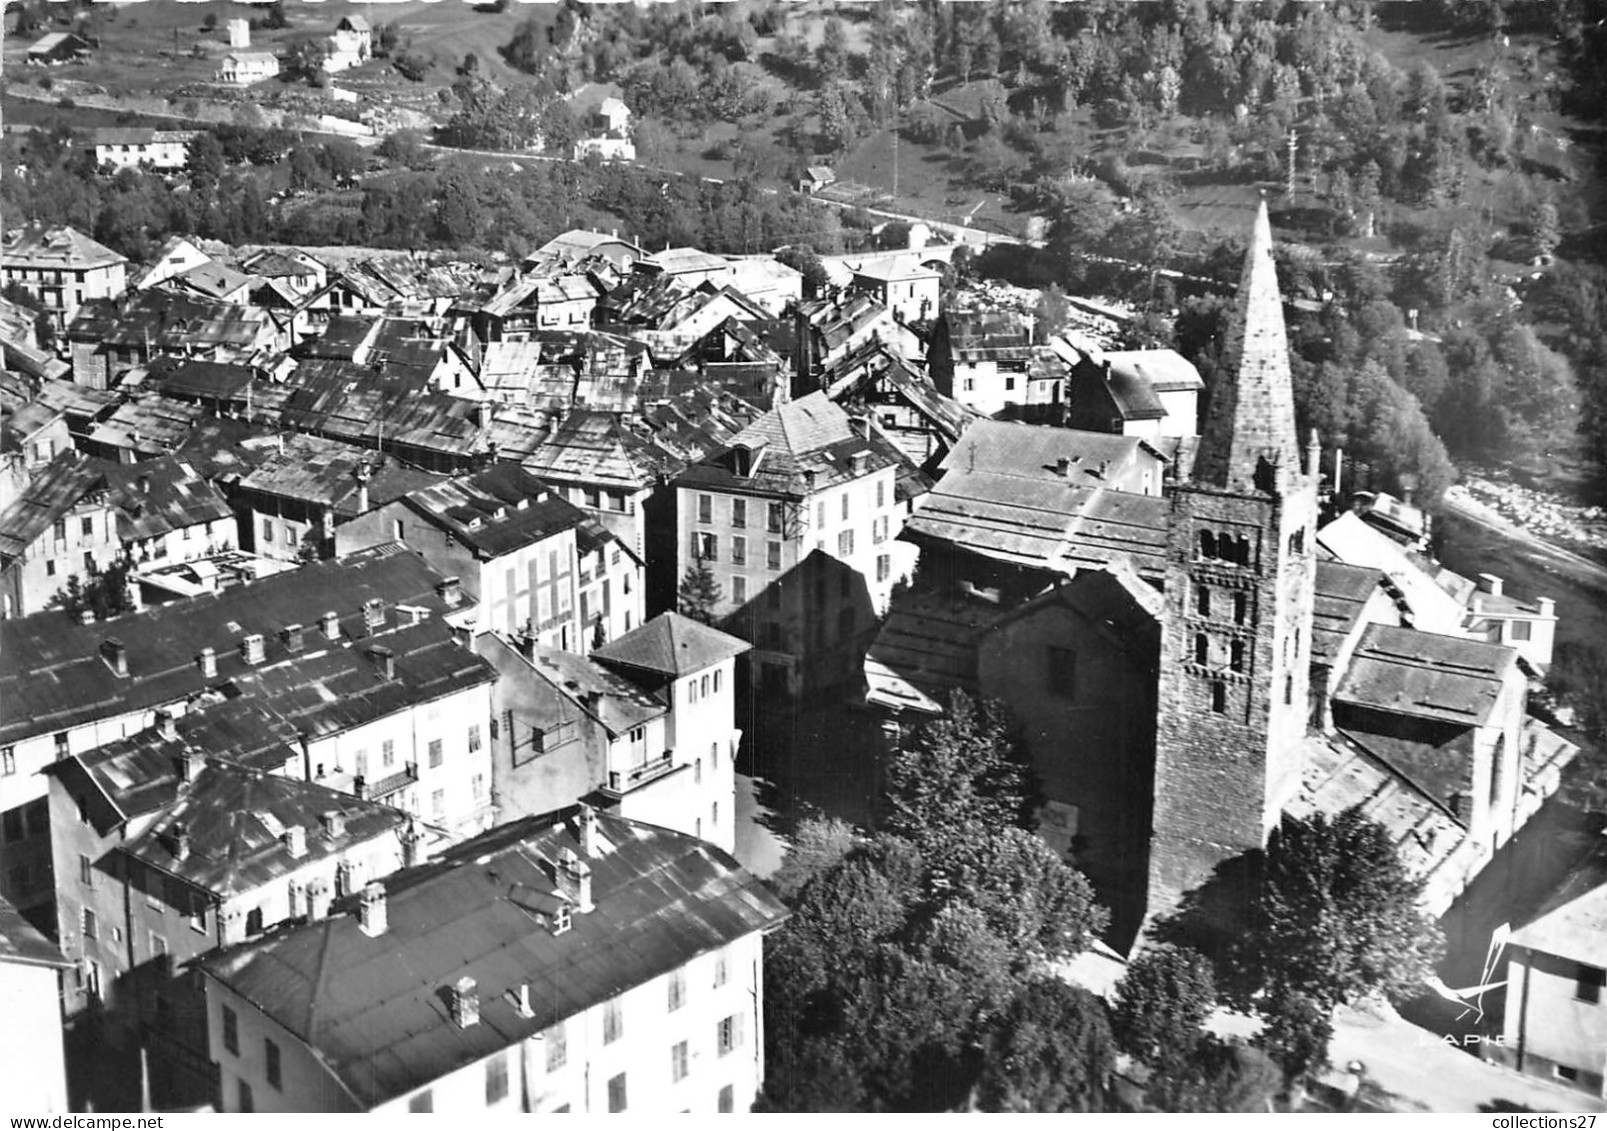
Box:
[26,32,89,65]
[218,51,280,86]
[820,338,977,470]
[798,166,837,194]
[337,464,643,650]
[195,806,788,1113]
[849,257,943,325]
[1316,511,1470,639]
[324,14,372,72]
[1063,346,1204,439]
[240,248,327,297]
[131,235,216,292]
[1,225,128,332]
[66,293,278,389]
[526,230,643,273]
[0,896,71,1113]
[1464,572,1557,669]
[721,258,803,317]
[91,129,196,174]
[926,309,1049,418]
[0,450,121,619]
[166,259,258,306]
[102,455,238,569]
[1488,854,1607,1098]
[45,745,415,1104]
[792,293,905,385]
[522,410,679,561]
[474,273,599,341]
[637,249,733,290]
[674,393,916,698]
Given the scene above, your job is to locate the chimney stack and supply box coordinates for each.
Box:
[281,623,305,653]
[101,637,129,676]
[155,710,177,741]
[368,645,396,680]
[510,983,534,1019]
[321,610,341,641]
[197,647,217,678]
[353,463,371,514]
[171,822,191,861]
[240,633,266,666]
[322,810,347,839]
[363,598,386,631]
[1054,457,1071,478]
[1538,597,1556,619]
[402,818,429,868]
[435,576,462,608]
[577,804,599,859]
[477,401,494,432]
[283,825,307,859]
[305,879,332,920]
[358,881,387,938]
[449,975,480,1029]
[573,858,594,913]
[178,750,204,784]
[1479,573,1504,598]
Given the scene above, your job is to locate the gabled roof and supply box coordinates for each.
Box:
[123,762,406,899]
[1333,623,1519,727]
[1102,349,1204,393]
[1311,559,1391,666]
[0,449,105,568]
[173,260,255,300]
[939,420,1160,487]
[1511,854,1607,967]
[2,224,124,271]
[103,455,235,542]
[592,612,750,679]
[525,644,665,737]
[1317,512,1465,633]
[235,434,441,516]
[520,409,680,489]
[0,895,69,971]
[196,808,788,1109]
[864,589,996,715]
[399,464,589,560]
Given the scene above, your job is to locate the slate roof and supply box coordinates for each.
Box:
[67,292,267,352]
[103,455,234,542]
[175,260,255,300]
[86,396,209,459]
[674,392,905,499]
[0,543,474,747]
[399,464,589,560]
[122,763,406,899]
[1317,512,1466,633]
[1333,623,1518,727]
[2,224,124,271]
[1311,559,1390,666]
[0,895,69,970]
[195,808,789,1109]
[1511,855,1607,967]
[1103,349,1204,393]
[939,420,1158,486]
[0,449,105,566]
[863,589,996,714]
[151,357,261,406]
[236,434,441,516]
[591,612,751,680]
[525,645,665,737]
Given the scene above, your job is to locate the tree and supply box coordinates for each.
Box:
[1234,809,1444,1012]
[286,39,329,85]
[776,244,830,296]
[677,555,723,623]
[974,979,1114,1112]
[1149,1040,1283,1113]
[1111,943,1216,1066]
[1256,987,1332,1086]
[186,131,225,195]
[883,691,1039,846]
[818,17,849,83]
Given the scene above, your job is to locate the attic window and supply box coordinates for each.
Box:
[552,903,572,936]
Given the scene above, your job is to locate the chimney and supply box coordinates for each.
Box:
[281,623,305,653]
[1332,445,1343,497]
[851,415,870,440]
[155,710,177,741]
[850,451,869,476]
[449,975,481,1029]
[402,818,430,868]
[477,401,493,432]
[363,597,386,631]
[353,463,371,514]
[197,647,217,678]
[358,881,387,938]
[1538,597,1556,619]
[178,749,204,784]
[1054,457,1071,478]
[322,810,347,839]
[283,825,307,859]
[353,775,367,799]
[101,637,129,677]
[305,879,332,921]
[124,577,143,614]
[240,633,266,666]
[1307,427,1321,479]
[321,610,341,641]
[170,822,191,861]
[510,983,534,1019]
[577,803,599,860]
[573,858,594,913]
[434,577,462,608]
[1479,573,1504,598]
[368,645,396,680]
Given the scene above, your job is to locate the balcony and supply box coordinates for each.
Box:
[602,751,680,795]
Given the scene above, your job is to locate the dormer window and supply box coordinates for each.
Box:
[552,903,572,936]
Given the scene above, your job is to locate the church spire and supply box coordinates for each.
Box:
[1192,198,1300,496]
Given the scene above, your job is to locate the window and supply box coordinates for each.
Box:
[1230,640,1246,673]
[730,498,746,528]
[697,494,712,524]
[608,1073,627,1113]
[245,907,263,936]
[1194,633,1208,665]
[79,854,92,886]
[81,516,94,538]
[1556,1065,1580,1083]
[486,1051,509,1104]
[382,739,395,769]
[876,553,891,583]
[238,1078,254,1114]
[222,1005,240,1056]
[468,724,482,753]
[1512,620,1533,642]
[1211,682,1227,714]
[393,519,405,540]
[731,576,746,604]
[1576,963,1605,1004]
[584,487,601,509]
[714,948,729,988]
[472,773,485,800]
[1196,586,1210,617]
[408,1091,432,1113]
[1233,593,1248,625]
[83,551,94,572]
[1048,647,1077,697]
[671,1040,689,1083]
[53,518,66,544]
[266,1039,282,1091]
[688,678,699,705]
[150,933,167,958]
[668,969,686,1012]
[431,789,445,818]
[701,674,710,697]
[717,1013,745,1056]
[546,1022,567,1071]
[711,800,719,826]
[604,999,623,1044]
[82,907,97,939]
[816,501,826,528]
[767,502,783,533]
[696,759,703,785]
[838,530,854,557]
[714,670,722,694]
[731,536,747,566]
[1,810,20,843]
[428,738,443,768]
[876,480,886,509]
[767,541,782,570]
[262,517,274,543]
[841,493,849,521]
[45,559,56,577]
[718,1085,734,1113]
[695,532,718,562]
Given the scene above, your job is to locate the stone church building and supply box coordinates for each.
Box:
[869,201,1578,949]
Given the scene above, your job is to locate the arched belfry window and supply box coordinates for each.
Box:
[1199,530,1217,559]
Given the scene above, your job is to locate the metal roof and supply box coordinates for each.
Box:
[0,449,104,567]
[399,465,589,560]
[196,808,788,1109]
[1333,623,1518,727]
[1311,559,1390,665]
